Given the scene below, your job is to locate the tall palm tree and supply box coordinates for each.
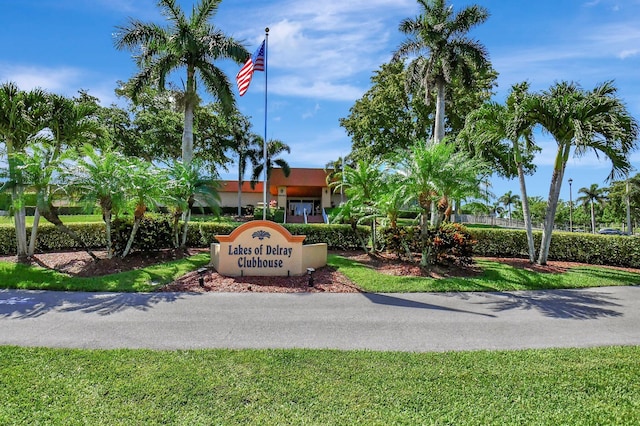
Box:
[225,112,260,216]
[250,139,291,194]
[14,143,99,260]
[114,0,248,165]
[0,82,47,260]
[577,183,607,234]
[460,83,538,262]
[24,93,103,257]
[498,191,521,220]
[393,0,489,144]
[527,81,639,264]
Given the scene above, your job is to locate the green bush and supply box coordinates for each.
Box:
[186,222,368,251]
[381,224,475,266]
[0,193,11,211]
[0,222,106,255]
[470,228,640,268]
[284,224,369,250]
[111,215,175,255]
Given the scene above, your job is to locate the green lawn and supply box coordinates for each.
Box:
[0,214,103,225]
[1,253,639,293]
[1,345,638,425]
[328,254,640,293]
[0,253,209,292]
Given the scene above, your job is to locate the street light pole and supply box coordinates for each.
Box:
[568,178,573,232]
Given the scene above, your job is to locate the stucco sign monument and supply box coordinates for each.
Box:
[210,220,327,277]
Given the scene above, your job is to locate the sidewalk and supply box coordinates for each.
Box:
[1,287,639,352]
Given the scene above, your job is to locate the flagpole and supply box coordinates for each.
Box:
[262,27,269,220]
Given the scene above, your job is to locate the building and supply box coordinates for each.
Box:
[217,168,343,223]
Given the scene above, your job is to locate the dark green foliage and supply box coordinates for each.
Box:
[0,193,12,210]
[471,228,640,267]
[111,215,174,255]
[381,223,475,266]
[0,223,106,255]
[284,224,370,250]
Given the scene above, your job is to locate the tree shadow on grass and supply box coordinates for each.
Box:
[0,289,192,319]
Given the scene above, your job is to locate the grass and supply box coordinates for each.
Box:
[1,252,638,293]
[0,253,209,292]
[0,345,638,424]
[327,254,640,293]
[0,214,103,225]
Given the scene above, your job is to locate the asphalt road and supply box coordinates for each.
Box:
[1,286,639,352]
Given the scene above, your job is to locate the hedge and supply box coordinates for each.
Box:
[470,228,640,268]
[0,220,369,255]
[4,220,636,268]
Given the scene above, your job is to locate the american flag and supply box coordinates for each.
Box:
[236,40,265,96]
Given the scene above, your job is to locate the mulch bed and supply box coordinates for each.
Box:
[2,249,639,293]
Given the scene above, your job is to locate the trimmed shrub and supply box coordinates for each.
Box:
[381,223,475,266]
[0,222,106,255]
[284,224,369,250]
[470,228,640,268]
[432,223,475,266]
[111,215,174,255]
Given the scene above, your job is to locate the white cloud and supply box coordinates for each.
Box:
[302,103,321,119]
[270,76,364,101]
[0,64,82,93]
[225,0,415,101]
[0,63,119,106]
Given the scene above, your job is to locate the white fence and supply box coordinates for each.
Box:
[454,214,551,230]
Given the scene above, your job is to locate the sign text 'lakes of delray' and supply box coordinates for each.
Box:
[228,243,293,269]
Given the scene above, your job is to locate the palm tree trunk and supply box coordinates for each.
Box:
[590,201,596,233]
[12,187,28,261]
[517,163,536,263]
[182,66,196,165]
[103,209,113,259]
[180,209,191,248]
[538,146,568,265]
[28,206,41,257]
[433,78,446,144]
[420,211,432,268]
[121,218,141,258]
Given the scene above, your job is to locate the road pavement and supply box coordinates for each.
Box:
[1,286,639,352]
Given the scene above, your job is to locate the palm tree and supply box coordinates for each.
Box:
[66,144,128,259]
[225,112,260,216]
[250,139,291,211]
[120,158,165,258]
[23,93,103,257]
[498,191,521,220]
[394,140,485,267]
[393,0,489,144]
[527,81,639,264]
[14,143,99,261]
[577,183,607,234]
[330,159,386,253]
[114,0,248,165]
[459,82,538,262]
[166,159,220,249]
[324,156,347,205]
[0,82,47,260]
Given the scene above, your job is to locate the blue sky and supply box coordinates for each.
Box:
[2,0,640,204]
